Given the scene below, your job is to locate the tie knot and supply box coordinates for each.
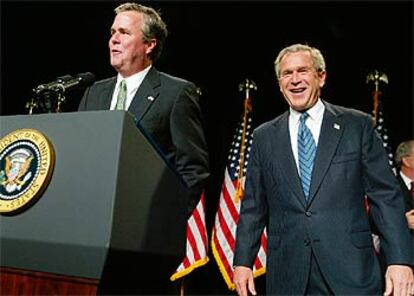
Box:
[119,79,127,90]
[300,112,310,123]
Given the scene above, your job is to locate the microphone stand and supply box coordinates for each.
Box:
[54,88,66,113]
[25,97,38,115]
[26,88,66,114]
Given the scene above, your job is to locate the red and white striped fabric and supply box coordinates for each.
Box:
[211,103,267,290]
[170,192,209,281]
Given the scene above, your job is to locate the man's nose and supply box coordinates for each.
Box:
[110,32,120,43]
[291,71,301,83]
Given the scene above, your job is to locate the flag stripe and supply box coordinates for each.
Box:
[217,201,236,249]
[215,213,233,255]
[171,193,209,281]
[195,201,208,247]
[212,230,235,289]
[221,180,239,224]
[186,223,201,261]
[212,97,267,290]
[189,204,207,253]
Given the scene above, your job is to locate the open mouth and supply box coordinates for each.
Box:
[290,87,306,94]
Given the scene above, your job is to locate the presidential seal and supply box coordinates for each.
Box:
[0,129,55,214]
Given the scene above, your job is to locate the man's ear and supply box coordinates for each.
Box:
[402,156,413,168]
[146,39,157,55]
[318,70,327,88]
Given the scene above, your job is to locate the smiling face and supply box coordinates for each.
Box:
[109,10,156,77]
[278,51,326,112]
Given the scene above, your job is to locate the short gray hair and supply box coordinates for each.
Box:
[395,140,414,168]
[274,43,326,80]
[115,2,168,62]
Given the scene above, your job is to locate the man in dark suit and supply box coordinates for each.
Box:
[78,2,209,213]
[395,140,414,237]
[233,44,414,295]
[78,2,209,294]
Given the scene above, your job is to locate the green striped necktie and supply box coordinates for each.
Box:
[115,80,127,110]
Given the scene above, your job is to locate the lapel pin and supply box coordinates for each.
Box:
[147,96,154,102]
[333,123,340,130]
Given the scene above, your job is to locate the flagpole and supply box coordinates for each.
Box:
[366,70,388,125]
[235,79,257,202]
[365,69,393,252]
[180,277,185,296]
[211,79,266,290]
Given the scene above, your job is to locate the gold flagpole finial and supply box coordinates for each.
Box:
[366,70,388,92]
[238,79,257,100]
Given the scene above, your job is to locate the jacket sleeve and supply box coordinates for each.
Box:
[362,114,413,266]
[233,134,268,268]
[170,81,210,214]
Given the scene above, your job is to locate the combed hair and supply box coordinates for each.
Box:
[115,2,168,62]
[274,43,326,79]
[395,140,414,168]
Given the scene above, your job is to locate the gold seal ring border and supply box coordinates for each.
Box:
[0,128,55,214]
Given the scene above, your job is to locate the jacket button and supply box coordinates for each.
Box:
[304,239,311,246]
[305,211,312,217]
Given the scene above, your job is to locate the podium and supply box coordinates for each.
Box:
[0,111,188,294]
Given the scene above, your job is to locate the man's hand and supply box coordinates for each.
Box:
[384,265,414,296]
[234,266,256,296]
[405,209,414,230]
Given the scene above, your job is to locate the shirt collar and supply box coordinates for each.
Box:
[116,65,152,94]
[289,98,325,123]
[400,171,413,189]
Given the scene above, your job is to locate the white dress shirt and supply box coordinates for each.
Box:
[400,170,413,190]
[110,65,152,111]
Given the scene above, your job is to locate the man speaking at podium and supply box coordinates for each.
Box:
[78,2,209,214]
[78,2,209,294]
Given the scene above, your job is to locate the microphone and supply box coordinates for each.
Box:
[34,72,96,94]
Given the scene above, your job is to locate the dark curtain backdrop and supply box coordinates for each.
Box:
[1,1,413,294]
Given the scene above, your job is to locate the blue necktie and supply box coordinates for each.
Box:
[298,112,316,200]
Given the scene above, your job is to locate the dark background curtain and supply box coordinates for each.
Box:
[1,1,412,294]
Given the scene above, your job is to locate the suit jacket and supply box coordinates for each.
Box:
[397,173,414,212]
[234,101,412,295]
[397,173,414,244]
[78,67,209,213]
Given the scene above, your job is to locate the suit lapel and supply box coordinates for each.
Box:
[273,112,307,208]
[128,67,161,122]
[307,102,344,205]
[100,78,116,110]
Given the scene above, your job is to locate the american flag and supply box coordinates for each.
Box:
[170,192,209,281]
[374,100,396,173]
[211,97,267,290]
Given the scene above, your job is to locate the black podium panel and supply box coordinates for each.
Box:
[0,111,187,279]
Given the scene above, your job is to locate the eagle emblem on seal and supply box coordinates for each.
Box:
[0,148,34,193]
